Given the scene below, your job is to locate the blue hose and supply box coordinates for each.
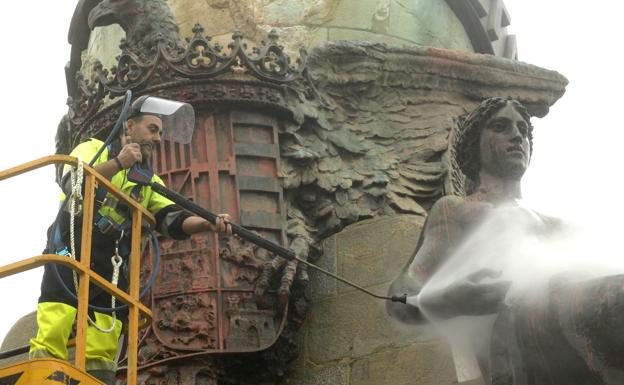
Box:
[49,227,161,314]
[88,90,133,167]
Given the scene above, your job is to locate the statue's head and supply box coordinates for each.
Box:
[456,97,533,184]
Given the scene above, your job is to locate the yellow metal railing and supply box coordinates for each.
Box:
[0,155,155,385]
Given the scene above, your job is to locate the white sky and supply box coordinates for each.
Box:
[0,1,622,345]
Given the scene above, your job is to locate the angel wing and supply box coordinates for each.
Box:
[281,42,457,242]
[281,40,566,245]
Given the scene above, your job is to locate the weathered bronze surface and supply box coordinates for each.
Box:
[66,0,184,97]
[142,109,288,356]
[65,24,316,144]
[388,98,623,385]
[490,275,624,385]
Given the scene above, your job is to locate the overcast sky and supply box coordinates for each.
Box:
[0,1,621,344]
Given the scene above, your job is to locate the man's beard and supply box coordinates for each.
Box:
[138,142,154,164]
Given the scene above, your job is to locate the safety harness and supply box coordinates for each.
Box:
[92,144,152,237]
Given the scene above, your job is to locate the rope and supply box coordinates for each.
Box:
[68,158,83,297]
[68,159,119,333]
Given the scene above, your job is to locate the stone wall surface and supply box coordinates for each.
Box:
[0,312,37,366]
[286,215,479,385]
[171,0,473,53]
[284,215,487,384]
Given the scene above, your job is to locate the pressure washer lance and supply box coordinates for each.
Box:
[126,167,407,304]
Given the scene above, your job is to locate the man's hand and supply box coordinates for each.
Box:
[116,143,143,169]
[182,214,233,236]
[92,142,142,179]
[214,214,233,236]
[421,269,511,318]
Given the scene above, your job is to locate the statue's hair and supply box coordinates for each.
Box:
[455,97,533,182]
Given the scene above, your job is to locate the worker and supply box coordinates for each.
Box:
[29,96,232,385]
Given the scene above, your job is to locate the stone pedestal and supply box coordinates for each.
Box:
[285,215,469,384]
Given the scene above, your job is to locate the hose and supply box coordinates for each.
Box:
[88,90,133,167]
[50,228,160,314]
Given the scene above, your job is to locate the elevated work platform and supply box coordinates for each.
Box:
[0,156,156,385]
[0,358,103,384]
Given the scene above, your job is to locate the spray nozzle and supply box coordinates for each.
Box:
[390,294,407,304]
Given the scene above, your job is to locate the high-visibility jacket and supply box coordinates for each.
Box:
[61,138,175,229]
[40,138,191,309]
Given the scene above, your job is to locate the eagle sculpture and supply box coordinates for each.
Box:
[66,0,183,97]
[87,0,183,57]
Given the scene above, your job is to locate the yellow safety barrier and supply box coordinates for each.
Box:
[0,358,106,384]
[0,155,156,385]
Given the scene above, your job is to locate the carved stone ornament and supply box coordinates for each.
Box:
[67,25,321,145]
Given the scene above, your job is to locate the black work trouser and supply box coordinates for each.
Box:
[39,220,130,321]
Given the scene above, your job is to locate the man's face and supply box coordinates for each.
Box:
[478,103,531,180]
[127,114,163,160]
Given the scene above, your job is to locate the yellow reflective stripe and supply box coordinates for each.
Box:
[85,359,117,372]
[29,302,77,361]
[28,349,55,359]
[29,303,122,371]
[147,175,175,213]
[85,312,122,370]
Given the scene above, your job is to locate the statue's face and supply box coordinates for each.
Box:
[478,103,530,180]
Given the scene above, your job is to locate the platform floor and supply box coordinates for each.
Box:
[0,358,103,384]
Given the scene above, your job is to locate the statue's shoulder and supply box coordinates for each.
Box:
[428,194,491,228]
[432,194,487,211]
[427,195,467,223]
[431,194,464,210]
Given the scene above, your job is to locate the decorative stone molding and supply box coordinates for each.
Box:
[446,0,517,58]
[67,26,320,145]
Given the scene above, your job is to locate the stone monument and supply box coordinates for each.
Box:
[1,1,569,384]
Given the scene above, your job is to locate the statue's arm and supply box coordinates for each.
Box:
[388,195,512,321]
[386,196,462,324]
